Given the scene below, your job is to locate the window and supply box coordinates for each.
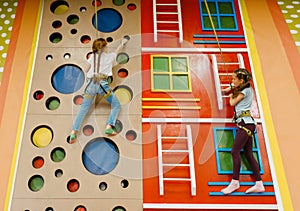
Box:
[213,127,264,175]
[151,55,191,92]
[199,0,238,31]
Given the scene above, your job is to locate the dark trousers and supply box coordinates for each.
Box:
[232,121,262,181]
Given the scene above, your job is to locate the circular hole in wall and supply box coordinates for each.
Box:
[80,7,87,12]
[116,52,129,64]
[64,53,71,59]
[46,55,53,60]
[86,52,93,59]
[67,179,80,192]
[31,125,53,148]
[75,205,87,211]
[67,14,79,24]
[121,179,129,188]
[81,35,91,44]
[125,130,137,141]
[113,0,125,6]
[92,8,122,33]
[112,206,126,211]
[52,20,62,29]
[92,0,102,7]
[46,96,60,110]
[106,37,113,43]
[82,137,119,175]
[55,169,63,178]
[107,76,113,84]
[50,0,69,15]
[51,147,66,162]
[83,125,94,136]
[127,3,137,11]
[45,207,54,211]
[71,29,77,35]
[113,85,133,105]
[28,175,44,192]
[99,182,107,191]
[49,32,62,43]
[32,156,44,169]
[117,68,128,78]
[73,95,83,105]
[51,64,84,94]
[33,90,44,100]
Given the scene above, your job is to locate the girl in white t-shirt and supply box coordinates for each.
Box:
[221,68,265,195]
[70,37,129,142]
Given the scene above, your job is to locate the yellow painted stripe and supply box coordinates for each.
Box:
[4,1,43,210]
[142,106,201,110]
[142,98,200,102]
[240,1,293,210]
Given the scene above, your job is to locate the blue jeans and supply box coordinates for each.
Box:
[72,79,121,131]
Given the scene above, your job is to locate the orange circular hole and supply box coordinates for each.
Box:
[125,130,137,141]
[32,157,44,169]
[118,68,128,78]
[67,179,80,192]
[83,125,94,136]
[73,95,83,105]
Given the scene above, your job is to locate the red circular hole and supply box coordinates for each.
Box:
[118,68,128,78]
[75,205,87,211]
[83,125,94,136]
[81,35,91,44]
[125,130,137,141]
[67,179,80,192]
[73,95,83,105]
[32,157,44,169]
[127,3,136,10]
[92,0,102,7]
[33,90,44,100]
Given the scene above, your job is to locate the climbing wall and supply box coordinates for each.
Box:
[10,0,142,210]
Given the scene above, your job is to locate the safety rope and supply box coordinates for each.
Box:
[94,0,99,37]
[203,0,232,89]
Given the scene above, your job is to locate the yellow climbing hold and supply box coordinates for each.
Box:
[32,127,53,148]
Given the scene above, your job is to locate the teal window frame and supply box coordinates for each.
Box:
[213,127,264,175]
[199,0,238,31]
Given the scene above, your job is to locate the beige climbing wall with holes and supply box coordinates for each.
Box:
[10,0,142,210]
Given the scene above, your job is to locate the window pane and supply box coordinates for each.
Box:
[220,16,236,29]
[201,2,216,14]
[153,57,169,72]
[171,57,188,72]
[153,74,170,90]
[216,130,234,148]
[219,152,233,171]
[172,75,189,90]
[203,16,218,29]
[218,2,234,14]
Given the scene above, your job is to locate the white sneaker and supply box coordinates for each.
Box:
[221,179,240,194]
[245,180,265,193]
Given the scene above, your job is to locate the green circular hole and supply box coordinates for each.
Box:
[51,147,66,162]
[113,0,125,6]
[67,14,79,24]
[116,52,129,64]
[46,96,60,110]
[50,32,62,43]
[28,175,44,192]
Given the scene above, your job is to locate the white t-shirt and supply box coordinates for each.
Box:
[86,52,117,78]
[235,87,256,124]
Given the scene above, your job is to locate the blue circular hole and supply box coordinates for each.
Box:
[82,137,119,175]
[51,64,84,94]
[92,8,122,33]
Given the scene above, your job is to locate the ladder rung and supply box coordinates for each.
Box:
[162,149,189,153]
[157,4,178,6]
[157,21,179,24]
[163,163,190,167]
[217,62,239,65]
[157,30,180,33]
[161,136,188,139]
[157,12,178,15]
[164,178,191,181]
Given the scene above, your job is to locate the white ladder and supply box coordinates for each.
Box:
[157,125,196,196]
[153,0,183,43]
[210,53,245,110]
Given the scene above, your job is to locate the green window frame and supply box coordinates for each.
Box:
[213,127,264,175]
[151,55,191,92]
[199,0,238,31]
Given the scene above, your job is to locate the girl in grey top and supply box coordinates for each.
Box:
[221,68,265,195]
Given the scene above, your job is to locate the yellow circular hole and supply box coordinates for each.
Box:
[114,86,133,105]
[32,126,53,148]
[54,5,69,14]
